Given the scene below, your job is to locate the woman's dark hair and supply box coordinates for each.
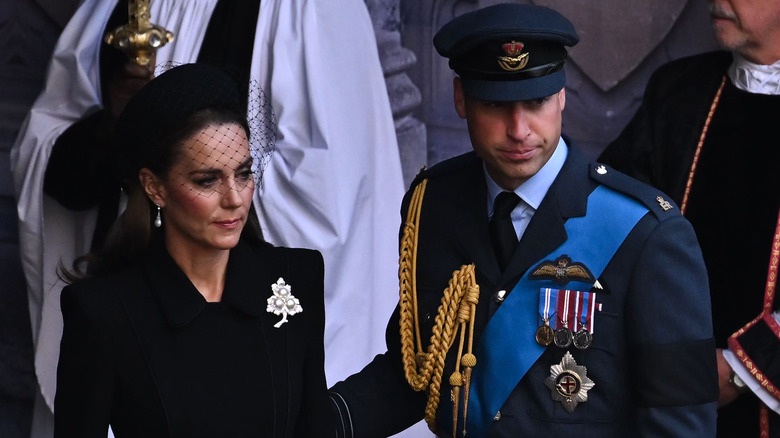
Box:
[61,64,267,283]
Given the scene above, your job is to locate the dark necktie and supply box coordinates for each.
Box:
[489,191,521,271]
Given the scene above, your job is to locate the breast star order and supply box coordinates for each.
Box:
[544,351,595,413]
[266,277,303,328]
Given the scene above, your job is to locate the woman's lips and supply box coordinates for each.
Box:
[214,219,241,229]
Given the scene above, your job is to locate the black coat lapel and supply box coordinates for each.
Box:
[142,240,270,326]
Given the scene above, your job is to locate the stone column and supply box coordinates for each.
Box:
[365,0,428,187]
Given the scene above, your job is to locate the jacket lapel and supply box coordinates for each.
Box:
[143,242,206,327]
[451,157,502,283]
[221,242,272,317]
[503,147,593,282]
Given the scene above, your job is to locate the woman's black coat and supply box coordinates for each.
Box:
[54,240,331,437]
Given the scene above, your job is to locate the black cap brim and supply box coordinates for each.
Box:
[461,68,566,101]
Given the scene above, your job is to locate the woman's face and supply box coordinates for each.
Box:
[155,122,254,254]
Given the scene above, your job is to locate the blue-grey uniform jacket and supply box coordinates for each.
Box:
[331,147,718,437]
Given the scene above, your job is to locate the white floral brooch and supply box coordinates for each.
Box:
[266,277,303,328]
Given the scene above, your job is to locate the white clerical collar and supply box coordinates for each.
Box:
[485,137,568,213]
[728,53,780,95]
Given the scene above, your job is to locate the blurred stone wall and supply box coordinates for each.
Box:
[400,0,719,165]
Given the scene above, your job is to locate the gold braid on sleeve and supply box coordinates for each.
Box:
[399,179,480,437]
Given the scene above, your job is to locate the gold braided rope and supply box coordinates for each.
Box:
[680,75,726,215]
[399,178,480,435]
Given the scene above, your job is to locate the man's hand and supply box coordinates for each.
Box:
[108,62,154,120]
[717,348,744,407]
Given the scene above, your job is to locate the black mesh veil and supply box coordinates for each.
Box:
[115,62,275,194]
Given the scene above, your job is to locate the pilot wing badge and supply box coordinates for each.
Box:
[530,255,594,285]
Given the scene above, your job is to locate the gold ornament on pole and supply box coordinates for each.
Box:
[104,0,174,67]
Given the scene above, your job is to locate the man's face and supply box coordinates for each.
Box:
[454,78,565,191]
[709,0,780,63]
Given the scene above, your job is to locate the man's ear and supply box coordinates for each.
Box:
[138,168,166,207]
[453,77,467,119]
[558,88,566,111]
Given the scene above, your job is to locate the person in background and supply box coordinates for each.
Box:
[11,1,403,435]
[599,0,780,436]
[54,62,331,437]
[328,3,718,437]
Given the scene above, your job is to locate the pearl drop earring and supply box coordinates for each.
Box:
[154,204,162,228]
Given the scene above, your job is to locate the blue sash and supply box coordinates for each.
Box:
[465,185,648,437]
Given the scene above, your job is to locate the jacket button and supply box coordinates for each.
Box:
[495,290,506,303]
[493,410,502,421]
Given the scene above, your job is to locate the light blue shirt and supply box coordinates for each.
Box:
[485,137,568,241]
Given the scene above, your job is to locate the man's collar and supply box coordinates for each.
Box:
[728,53,780,95]
[485,137,568,212]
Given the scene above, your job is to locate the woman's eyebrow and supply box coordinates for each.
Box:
[188,157,253,176]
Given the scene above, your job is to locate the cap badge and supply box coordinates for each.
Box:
[529,255,595,286]
[498,40,529,72]
[545,351,594,413]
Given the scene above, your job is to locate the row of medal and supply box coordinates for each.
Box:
[535,288,601,350]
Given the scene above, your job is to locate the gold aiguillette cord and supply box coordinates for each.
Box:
[399,179,480,437]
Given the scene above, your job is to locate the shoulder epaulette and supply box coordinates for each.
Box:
[589,162,680,221]
[409,151,480,190]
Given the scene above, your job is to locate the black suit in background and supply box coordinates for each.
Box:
[600,51,780,437]
[54,239,331,437]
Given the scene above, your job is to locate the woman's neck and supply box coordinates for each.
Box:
[165,240,230,302]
